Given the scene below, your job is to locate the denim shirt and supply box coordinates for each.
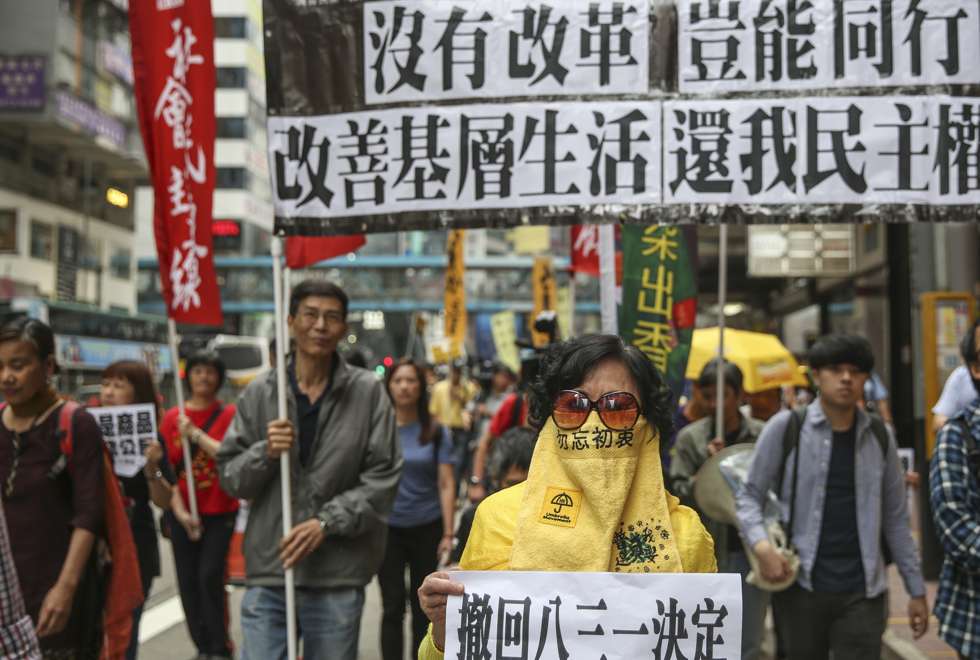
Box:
[736,399,925,599]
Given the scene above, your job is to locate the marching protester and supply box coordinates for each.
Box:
[737,334,928,659]
[217,279,401,660]
[417,334,717,657]
[428,360,479,488]
[930,319,980,660]
[161,352,238,659]
[0,318,106,656]
[379,359,455,660]
[669,359,767,660]
[451,425,536,564]
[100,360,175,660]
[0,496,41,659]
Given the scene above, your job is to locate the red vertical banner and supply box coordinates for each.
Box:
[570,225,600,276]
[130,0,222,326]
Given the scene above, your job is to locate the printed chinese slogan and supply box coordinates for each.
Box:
[621,226,698,399]
[262,0,980,235]
[88,404,159,479]
[444,571,742,660]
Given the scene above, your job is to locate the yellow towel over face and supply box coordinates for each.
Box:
[510,412,683,573]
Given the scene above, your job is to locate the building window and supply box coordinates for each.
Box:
[217,117,247,139]
[0,209,16,253]
[109,246,131,279]
[214,17,248,39]
[216,66,247,88]
[30,220,54,260]
[215,167,248,189]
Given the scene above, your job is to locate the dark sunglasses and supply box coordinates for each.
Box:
[552,390,640,431]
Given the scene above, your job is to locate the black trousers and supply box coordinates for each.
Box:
[772,584,886,660]
[378,519,443,660]
[168,511,236,657]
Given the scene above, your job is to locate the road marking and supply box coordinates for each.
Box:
[139,595,185,643]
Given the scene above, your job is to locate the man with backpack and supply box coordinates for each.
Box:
[736,334,928,659]
[930,319,980,660]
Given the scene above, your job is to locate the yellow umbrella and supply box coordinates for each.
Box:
[685,328,808,393]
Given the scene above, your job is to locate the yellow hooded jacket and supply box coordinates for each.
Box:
[417,481,717,659]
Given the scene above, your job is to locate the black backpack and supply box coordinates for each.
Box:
[777,406,893,563]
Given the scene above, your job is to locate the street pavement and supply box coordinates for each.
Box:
[137,519,400,660]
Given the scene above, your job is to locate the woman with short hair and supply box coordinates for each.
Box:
[161,351,238,659]
[416,335,717,657]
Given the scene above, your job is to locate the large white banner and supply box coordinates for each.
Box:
[364,0,649,105]
[268,101,662,219]
[664,96,980,205]
[444,571,742,660]
[678,0,980,94]
[89,403,159,478]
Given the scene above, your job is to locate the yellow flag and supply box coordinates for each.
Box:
[444,230,467,358]
[491,311,520,373]
[531,256,557,347]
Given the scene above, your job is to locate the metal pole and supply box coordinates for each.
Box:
[598,224,618,334]
[716,225,728,443]
[271,237,298,660]
[282,266,292,362]
[167,319,198,521]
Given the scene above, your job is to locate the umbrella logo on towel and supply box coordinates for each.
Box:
[540,486,582,528]
[551,491,574,514]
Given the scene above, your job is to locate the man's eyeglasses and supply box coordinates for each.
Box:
[297,308,345,326]
[552,390,640,431]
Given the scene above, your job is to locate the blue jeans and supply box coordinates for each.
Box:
[241,585,365,660]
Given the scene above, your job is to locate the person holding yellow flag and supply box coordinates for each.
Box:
[416,335,717,657]
[429,360,480,488]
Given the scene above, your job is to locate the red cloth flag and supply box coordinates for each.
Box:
[285,235,366,269]
[570,225,600,276]
[130,0,222,326]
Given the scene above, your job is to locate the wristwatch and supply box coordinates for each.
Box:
[468,475,483,486]
[146,468,164,482]
[316,514,329,535]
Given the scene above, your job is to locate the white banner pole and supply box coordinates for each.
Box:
[716,225,728,443]
[598,223,618,335]
[271,237,298,660]
[167,318,198,522]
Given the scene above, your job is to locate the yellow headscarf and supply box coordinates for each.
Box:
[510,412,682,573]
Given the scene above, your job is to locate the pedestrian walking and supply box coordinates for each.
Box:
[217,279,401,660]
[669,359,767,660]
[99,361,175,660]
[428,360,479,487]
[737,334,929,660]
[933,363,978,432]
[161,352,238,659]
[417,335,717,657]
[930,319,980,660]
[0,318,105,657]
[0,496,41,659]
[379,359,455,660]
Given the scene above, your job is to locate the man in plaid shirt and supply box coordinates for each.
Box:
[0,498,40,659]
[930,318,980,660]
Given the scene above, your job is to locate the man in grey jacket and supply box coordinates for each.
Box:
[217,279,401,660]
[669,358,765,660]
[737,334,928,660]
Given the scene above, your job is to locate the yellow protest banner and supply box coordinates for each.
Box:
[557,286,573,341]
[491,311,520,373]
[443,229,467,358]
[531,256,557,347]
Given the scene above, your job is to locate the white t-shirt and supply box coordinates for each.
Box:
[932,365,977,417]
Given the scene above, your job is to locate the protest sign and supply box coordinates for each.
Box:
[89,403,158,478]
[445,570,742,659]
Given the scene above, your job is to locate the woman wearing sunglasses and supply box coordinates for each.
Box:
[416,334,718,658]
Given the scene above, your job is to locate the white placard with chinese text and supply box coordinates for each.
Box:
[89,404,158,478]
[445,571,742,660]
[364,0,649,105]
[268,101,662,219]
[678,0,980,94]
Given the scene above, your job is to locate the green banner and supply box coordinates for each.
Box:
[620,226,698,399]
